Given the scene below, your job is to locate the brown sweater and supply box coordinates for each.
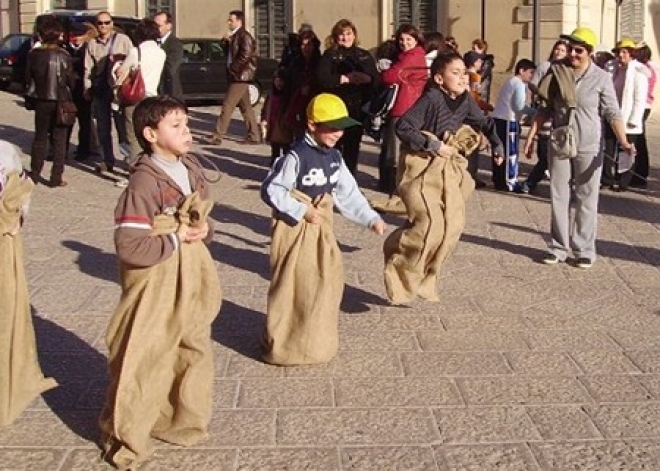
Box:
[114,154,212,268]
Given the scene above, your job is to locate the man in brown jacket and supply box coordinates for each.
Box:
[210,10,261,145]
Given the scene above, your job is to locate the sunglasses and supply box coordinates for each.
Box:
[96,20,112,25]
[570,45,587,55]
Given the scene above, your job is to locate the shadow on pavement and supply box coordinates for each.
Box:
[202,147,270,183]
[211,202,271,239]
[341,284,389,313]
[209,240,269,280]
[61,240,119,284]
[490,221,660,266]
[212,299,265,360]
[33,312,107,444]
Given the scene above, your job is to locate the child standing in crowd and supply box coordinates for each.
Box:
[99,96,222,470]
[491,59,536,192]
[261,93,385,365]
[261,69,292,165]
[0,140,57,428]
[384,53,504,305]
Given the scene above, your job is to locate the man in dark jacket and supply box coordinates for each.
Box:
[154,11,184,100]
[210,10,260,145]
[65,23,94,161]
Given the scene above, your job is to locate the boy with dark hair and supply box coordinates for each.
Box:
[99,95,222,470]
[491,58,536,191]
[261,93,385,365]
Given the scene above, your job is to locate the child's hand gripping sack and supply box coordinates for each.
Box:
[175,192,213,244]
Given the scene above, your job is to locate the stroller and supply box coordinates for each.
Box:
[362,83,399,142]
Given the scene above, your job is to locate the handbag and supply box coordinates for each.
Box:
[55,53,77,126]
[118,47,146,106]
[548,108,578,160]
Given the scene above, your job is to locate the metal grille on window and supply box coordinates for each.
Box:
[146,0,174,18]
[619,0,645,41]
[255,0,291,59]
[394,0,437,34]
[52,0,87,8]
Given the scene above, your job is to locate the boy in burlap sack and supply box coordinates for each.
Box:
[384,53,505,305]
[99,96,222,470]
[0,140,57,428]
[261,93,386,366]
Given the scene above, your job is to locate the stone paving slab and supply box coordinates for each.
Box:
[3,90,660,469]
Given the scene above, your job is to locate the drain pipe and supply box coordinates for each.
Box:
[532,0,540,64]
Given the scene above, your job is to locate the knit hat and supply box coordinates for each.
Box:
[306,93,360,129]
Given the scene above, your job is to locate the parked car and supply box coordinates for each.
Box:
[180,38,278,106]
[0,34,33,89]
[35,10,140,42]
[0,11,140,90]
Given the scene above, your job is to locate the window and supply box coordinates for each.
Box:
[146,0,174,17]
[52,0,87,8]
[182,41,204,63]
[254,0,292,58]
[619,0,645,41]
[394,0,437,34]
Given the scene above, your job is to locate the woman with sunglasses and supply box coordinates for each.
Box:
[523,27,634,269]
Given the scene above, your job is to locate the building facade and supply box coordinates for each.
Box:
[3,0,658,106]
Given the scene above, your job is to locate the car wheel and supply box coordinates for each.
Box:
[248,83,261,107]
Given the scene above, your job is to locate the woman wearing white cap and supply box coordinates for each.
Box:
[524,27,634,269]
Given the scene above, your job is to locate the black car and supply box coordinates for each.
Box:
[0,11,141,90]
[36,10,140,42]
[0,33,33,89]
[180,38,278,105]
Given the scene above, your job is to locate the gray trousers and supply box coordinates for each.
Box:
[548,151,603,261]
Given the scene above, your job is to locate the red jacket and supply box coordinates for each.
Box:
[381,46,428,117]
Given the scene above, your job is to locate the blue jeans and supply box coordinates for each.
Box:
[92,86,127,168]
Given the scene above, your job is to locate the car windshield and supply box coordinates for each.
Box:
[0,35,29,52]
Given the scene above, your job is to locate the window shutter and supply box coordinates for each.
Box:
[52,0,88,8]
[255,0,290,58]
[394,0,437,34]
[145,0,174,18]
[619,0,645,40]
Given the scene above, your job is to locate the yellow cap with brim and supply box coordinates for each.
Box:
[560,27,597,49]
[613,37,636,52]
[306,93,361,129]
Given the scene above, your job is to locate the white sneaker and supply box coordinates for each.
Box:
[119,143,131,159]
[114,178,128,188]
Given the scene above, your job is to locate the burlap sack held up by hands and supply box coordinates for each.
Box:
[99,192,222,468]
[384,125,480,304]
[0,172,57,427]
[263,189,344,366]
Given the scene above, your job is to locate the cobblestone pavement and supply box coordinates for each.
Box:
[2,89,660,470]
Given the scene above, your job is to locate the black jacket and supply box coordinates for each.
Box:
[159,33,184,99]
[25,45,75,101]
[316,45,378,117]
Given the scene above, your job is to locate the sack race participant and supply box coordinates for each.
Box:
[0,140,57,427]
[99,97,222,470]
[384,53,504,305]
[261,93,385,365]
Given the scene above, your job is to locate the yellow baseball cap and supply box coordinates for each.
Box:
[306,93,361,129]
[560,27,597,48]
[613,37,636,52]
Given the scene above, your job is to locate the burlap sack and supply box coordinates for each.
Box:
[99,192,222,469]
[384,126,480,304]
[263,189,343,365]
[0,172,57,427]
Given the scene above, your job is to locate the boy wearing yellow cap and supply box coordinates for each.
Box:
[261,93,385,365]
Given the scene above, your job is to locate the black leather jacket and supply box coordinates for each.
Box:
[224,27,257,82]
[25,45,75,101]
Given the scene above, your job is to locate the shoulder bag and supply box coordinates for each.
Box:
[118,47,146,106]
[55,53,77,127]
